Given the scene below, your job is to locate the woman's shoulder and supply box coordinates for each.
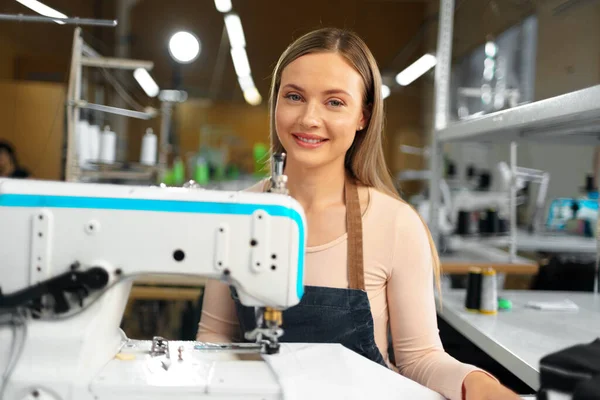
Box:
[367,187,427,234]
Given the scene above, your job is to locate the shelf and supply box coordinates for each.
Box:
[451,230,597,255]
[78,162,160,182]
[443,236,539,275]
[438,84,600,144]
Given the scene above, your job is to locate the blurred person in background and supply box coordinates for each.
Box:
[0,140,31,179]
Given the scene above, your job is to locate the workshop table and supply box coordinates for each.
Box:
[441,238,539,275]
[130,275,207,301]
[436,289,600,390]
[454,230,597,256]
[123,275,208,340]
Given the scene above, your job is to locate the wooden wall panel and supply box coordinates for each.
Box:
[0,81,66,181]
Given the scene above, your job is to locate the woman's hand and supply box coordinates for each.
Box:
[462,371,521,400]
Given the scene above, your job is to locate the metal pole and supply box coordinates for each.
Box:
[594,200,600,293]
[0,13,117,27]
[509,141,518,262]
[65,28,83,182]
[429,0,455,247]
[159,102,173,168]
[74,101,156,120]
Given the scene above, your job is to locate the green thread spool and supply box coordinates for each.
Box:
[173,157,185,186]
[194,157,209,185]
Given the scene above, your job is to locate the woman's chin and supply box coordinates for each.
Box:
[284,149,328,170]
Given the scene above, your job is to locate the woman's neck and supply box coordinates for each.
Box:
[284,159,346,213]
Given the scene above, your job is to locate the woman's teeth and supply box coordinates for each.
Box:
[297,136,324,144]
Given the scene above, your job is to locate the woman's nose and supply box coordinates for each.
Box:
[299,101,322,129]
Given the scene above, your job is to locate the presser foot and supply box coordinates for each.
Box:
[244,307,283,354]
[149,336,172,370]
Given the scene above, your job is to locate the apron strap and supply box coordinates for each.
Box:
[345,176,365,291]
[263,174,365,291]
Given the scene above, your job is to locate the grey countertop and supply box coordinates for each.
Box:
[437,289,600,390]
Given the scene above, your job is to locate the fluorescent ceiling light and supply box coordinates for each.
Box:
[381,84,391,99]
[485,41,498,58]
[395,54,437,86]
[243,87,262,106]
[224,13,246,48]
[15,0,67,24]
[214,0,232,13]
[231,47,251,77]
[238,75,256,92]
[133,68,159,98]
[168,31,201,64]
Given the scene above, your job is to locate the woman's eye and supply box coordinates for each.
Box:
[328,99,344,107]
[286,93,302,102]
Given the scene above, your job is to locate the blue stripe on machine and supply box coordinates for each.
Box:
[0,193,305,299]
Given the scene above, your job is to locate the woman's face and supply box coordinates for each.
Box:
[275,52,368,170]
[0,149,12,175]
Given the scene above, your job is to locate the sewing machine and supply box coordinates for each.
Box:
[0,154,443,400]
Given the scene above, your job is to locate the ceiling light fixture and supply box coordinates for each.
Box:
[15,0,67,24]
[243,87,262,106]
[382,84,391,100]
[133,68,160,98]
[238,75,256,92]
[224,13,246,49]
[230,47,251,77]
[214,0,232,13]
[395,54,437,86]
[168,31,201,64]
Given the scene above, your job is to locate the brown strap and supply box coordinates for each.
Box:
[345,176,365,291]
[266,175,365,290]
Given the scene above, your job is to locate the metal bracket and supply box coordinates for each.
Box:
[80,56,153,70]
[0,13,117,27]
[71,100,157,120]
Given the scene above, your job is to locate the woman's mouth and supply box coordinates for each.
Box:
[292,133,328,149]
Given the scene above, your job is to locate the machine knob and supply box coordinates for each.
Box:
[83,267,110,290]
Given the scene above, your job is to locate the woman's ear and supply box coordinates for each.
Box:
[358,104,372,131]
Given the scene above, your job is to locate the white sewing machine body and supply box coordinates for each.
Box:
[0,178,305,307]
[0,176,444,400]
[0,178,306,399]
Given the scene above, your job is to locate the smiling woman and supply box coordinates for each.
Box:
[276,53,366,166]
[197,27,520,400]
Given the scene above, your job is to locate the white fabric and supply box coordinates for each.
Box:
[263,343,445,400]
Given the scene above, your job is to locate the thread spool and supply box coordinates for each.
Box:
[465,267,482,312]
[480,268,498,315]
[194,156,209,185]
[76,119,90,167]
[88,124,101,162]
[487,209,500,234]
[140,128,157,165]
[99,125,116,164]
[456,211,471,235]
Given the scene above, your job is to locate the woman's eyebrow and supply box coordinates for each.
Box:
[281,83,353,98]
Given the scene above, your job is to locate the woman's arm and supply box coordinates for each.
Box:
[196,279,240,342]
[387,203,491,400]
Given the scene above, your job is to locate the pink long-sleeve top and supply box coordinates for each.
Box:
[197,183,484,400]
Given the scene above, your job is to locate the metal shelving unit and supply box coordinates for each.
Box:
[437,84,600,145]
[65,27,163,184]
[429,0,599,293]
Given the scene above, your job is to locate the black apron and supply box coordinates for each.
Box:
[231,176,388,367]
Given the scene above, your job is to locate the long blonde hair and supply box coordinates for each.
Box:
[268,27,442,296]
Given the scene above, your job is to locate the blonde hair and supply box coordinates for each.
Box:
[268,27,442,296]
